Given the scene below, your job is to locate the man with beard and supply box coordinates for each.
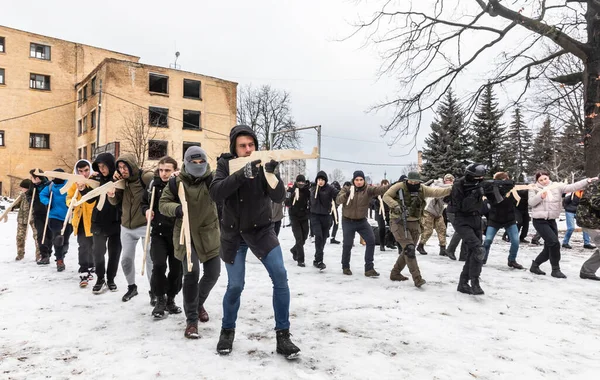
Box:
[383,172,451,287]
[310,171,339,270]
[336,170,391,276]
[286,175,311,267]
[209,125,300,359]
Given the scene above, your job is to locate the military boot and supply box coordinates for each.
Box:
[457,276,473,294]
[470,278,484,295]
[439,246,447,256]
[417,243,428,255]
[529,260,546,275]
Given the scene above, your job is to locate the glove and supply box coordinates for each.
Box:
[264,160,279,174]
[393,205,402,214]
[240,159,261,178]
[175,205,184,218]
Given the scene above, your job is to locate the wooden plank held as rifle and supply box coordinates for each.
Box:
[54,188,79,247]
[378,195,385,216]
[178,182,194,273]
[141,187,156,276]
[331,200,338,225]
[228,147,319,175]
[27,188,36,229]
[0,193,23,223]
[33,169,100,195]
[346,186,355,206]
[73,180,126,210]
[41,191,53,244]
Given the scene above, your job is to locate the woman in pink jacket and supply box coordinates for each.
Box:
[529,170,598,278]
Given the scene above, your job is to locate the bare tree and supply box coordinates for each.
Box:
[119,107,165,168]
[329,168,346,183]
[237,84,301,150]
[350,0,600,175]
[401,162,420,176]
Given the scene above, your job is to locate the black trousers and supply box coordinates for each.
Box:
[331,208,339,239]
[182,252,221,324]
[150,234,182,298]
[34,215,53,258]
[48,218,72,261]
[291,218,309,263]
[93,231,122,282]
[375,213,386,246]
[77,228,94,272]
[532,219,561,269]
[518,211,530,240]
[453,215,483,280]
[273,221,282,237]
[311,213,331,262]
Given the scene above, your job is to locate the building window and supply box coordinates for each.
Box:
[29,133,50,149]
[0,37,5,53]
[91,110,97,129]
[0,130,4,146]
[148,140,168,160]
[183,79,201,100]
[78,148,82,159]
[77,89,82,106]
[149,107,169,128]
[78,119,83,135]
[30,43,51,60]
[149,73,168,94]
[91,142,96,157]
[83,146,88,159]
[182,141,201,159]
[82,85,88,102]
[0,68,4,85]
[91,77,97,95]
[83,116,88,133]
[183,110,201,130]
[30,73,50,90]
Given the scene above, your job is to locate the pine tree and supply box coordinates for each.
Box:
[503,108,532,181]
[422,89,468,179]
[528,117,561,180]
[470,84,505,174]
[556,119,585,180]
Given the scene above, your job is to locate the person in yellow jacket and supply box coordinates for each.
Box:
[67,159,97,287]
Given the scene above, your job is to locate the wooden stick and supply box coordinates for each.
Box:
[73,180,126,209]
[27,188,36,232]
[331,200,338,225]
[141,187,156,276]
[0,193,23,222]
[346,186,355,205]
[60,188,79,235]
[378,195,385,216]
[41,191,53,243]
[34,169,100,194]
[178,182,193,272]
[229,147,319,174]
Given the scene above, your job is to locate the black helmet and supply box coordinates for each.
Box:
[465,163,487,177]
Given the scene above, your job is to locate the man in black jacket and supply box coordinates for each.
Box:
[310,171,339,270]
[562,190,595,249]
[209,125,300,359]
[29,169,53,264]
[286,175,310,266]
[81,153,122,294]
[330,181,341,244]
[448,163,488,295]
[141,156,182,319]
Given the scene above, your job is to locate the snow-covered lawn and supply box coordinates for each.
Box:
[1,213,599,380]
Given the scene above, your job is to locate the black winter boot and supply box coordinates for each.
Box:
[529,261,546,275]
[149,291,157,306]
[470,278,484,295]
[152,295,167,319]
[380,244,386,252]
[217,328,235,355]
[457,276,472,294]
[446,249,457,260]
[166,296,182,314]
[276,329,301,359]
[417,243,428,255]
[122,284,138,302]
[551,268,567,279]
[439,246,447,256]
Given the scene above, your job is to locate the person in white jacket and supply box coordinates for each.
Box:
[528,170,598,278]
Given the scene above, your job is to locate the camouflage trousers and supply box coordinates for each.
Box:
[16,222,41,261]
[420,210,447,246]
[390,219,423,284]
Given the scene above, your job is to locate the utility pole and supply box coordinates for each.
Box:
[95,79,103,157]
[270,125,321,172]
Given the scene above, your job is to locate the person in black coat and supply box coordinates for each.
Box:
[209,125,300,359]
[310,171,339,270]
[329,181,341,244]
[375,179,392,251]
[80,152,122,293]
[28,169,53,263]
[286,175,311,266]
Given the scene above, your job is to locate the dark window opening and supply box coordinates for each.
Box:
[83,116,88,133]
[0,37,5,53]
[83,146,88,159]
[91,77,97,95]
[91,110,97,129]
[78,148,82,159]
[0,130,5,146]
[30,43,51,60]
[148,140,168,160]
[183,110,201,130]
[183,79,201,99]
[182,141,201,159]
[0,68,4,85]
[30,73,50,90]
[149,74,168,94]
[83,85,88,101]
[149,107,169,128]
[78,120,82,135]
[29,133,50,149]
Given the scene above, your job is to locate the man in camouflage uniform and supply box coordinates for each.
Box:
[418,174,454,256]
[383,172,451,287]
[577,178,600,281]
[15,179,41,261]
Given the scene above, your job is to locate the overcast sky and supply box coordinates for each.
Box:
[2,0,432,182]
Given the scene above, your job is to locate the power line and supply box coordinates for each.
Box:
[102,91,229,137]
[321,157,414,167]
[0,99,80,124]
[298,130,388,144]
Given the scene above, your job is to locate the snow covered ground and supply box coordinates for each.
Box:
[1,212,599,380]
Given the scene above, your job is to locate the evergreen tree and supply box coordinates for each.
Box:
[556,119,585,180]
[470,84,505,174]
[503,108,532,182]
[528,117,561,180]
[422,89,468,179]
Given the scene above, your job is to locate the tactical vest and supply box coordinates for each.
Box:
[398,184,426,220]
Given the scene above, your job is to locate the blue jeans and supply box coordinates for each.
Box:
[484,223,519,262]
[222,245,290,330]
[563,212,591,245]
